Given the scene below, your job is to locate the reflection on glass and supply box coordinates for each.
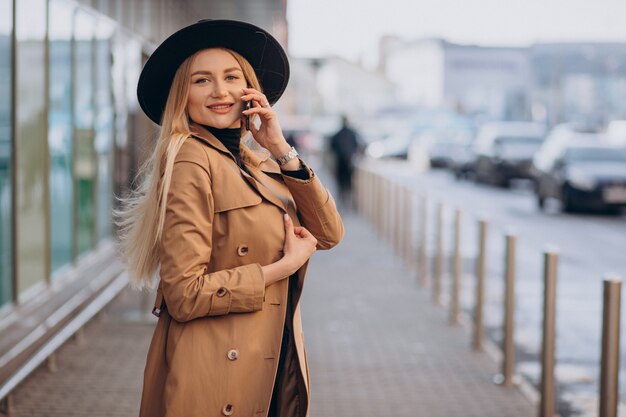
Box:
[74,9,96,256]
[16,0,47,298]
[95,19,115,242]
[49,0,74,273]
[0,0,13,306]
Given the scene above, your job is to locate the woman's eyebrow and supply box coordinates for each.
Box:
[190,67,243,76]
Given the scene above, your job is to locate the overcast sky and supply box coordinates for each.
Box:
[287,0,626,65]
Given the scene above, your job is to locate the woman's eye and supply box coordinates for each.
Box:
[194,78,209,84]
[226,75,239,81]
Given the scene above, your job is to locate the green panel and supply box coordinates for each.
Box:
[95,20,115,242]
[73,10,95,256]
[0,0,13,306]
[15,0,48,298]
[48,0,74,273]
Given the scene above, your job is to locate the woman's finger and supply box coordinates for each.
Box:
[241,93,270,108]
[242,107,274,118]
[283,213,294,235]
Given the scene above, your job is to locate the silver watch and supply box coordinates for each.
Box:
[276,146,299,166]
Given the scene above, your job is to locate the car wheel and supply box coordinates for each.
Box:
[537,195,545,210]
[562,188,578,213]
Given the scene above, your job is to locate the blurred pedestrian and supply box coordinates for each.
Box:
[329,115,361,209]
[117,19,344,417]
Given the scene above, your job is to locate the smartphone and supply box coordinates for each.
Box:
[245,101,251,131]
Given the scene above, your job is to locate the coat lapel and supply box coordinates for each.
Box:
[188,123,296,214]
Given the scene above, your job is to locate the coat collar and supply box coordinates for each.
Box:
[189,122,281,174]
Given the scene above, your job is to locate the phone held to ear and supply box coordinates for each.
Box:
[245,101,251,131]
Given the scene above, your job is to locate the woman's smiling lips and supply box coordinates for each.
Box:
[206,102,235,114]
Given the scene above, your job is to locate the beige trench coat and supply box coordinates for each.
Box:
[138,123,344,417]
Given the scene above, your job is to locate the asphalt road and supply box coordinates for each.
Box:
[369,160,626,416]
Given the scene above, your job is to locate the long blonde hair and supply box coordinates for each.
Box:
[116,48,262,289]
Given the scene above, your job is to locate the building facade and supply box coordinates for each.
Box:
[0,0,287,313]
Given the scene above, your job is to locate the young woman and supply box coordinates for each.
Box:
[116,19,344,417]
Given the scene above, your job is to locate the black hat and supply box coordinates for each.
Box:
[137,19,290,125]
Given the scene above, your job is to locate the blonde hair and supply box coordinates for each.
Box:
[116,48,262,289]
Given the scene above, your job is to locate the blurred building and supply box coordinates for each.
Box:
[0,0,286,322]
[530,42,626,126]
[383,38,531,121]
[382,37,626,128]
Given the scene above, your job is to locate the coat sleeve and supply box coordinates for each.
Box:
[281,159,344,250]
[159,141,265,322]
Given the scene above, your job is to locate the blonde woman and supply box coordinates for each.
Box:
[117,19,344,417]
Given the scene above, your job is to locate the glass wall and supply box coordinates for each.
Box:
[0,0,13,307]
[15,0,48,299]
[73,9,96,256]
[94,18,115,242]
[49,0,75,273]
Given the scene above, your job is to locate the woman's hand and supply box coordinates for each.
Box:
[262,214,318,286]
[240,88,292,158]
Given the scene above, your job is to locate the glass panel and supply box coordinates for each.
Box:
[48,0,74,273]
[95,18,115,241]
[15,0,47,298]
[0,0,13,306]
[74,9,96,256]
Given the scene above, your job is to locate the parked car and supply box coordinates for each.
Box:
[534,143,626,213]
[606,120,626,145]
[472,122,546,187]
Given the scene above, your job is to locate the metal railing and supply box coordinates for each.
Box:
[354,163,623,417]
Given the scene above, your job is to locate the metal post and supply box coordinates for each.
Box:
[376,174,383,235]
[501,234,516,386]
[450,209,462,325]
[472,220,488,351]
[418,195,429,287]
[433,202,444,304]
[402,186,411,263]
[539,251,559,417]
[47,353,57,373]
[599,277,622,417]
[394,182,402,253]
[0,395,14,416]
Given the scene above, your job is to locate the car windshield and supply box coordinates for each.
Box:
[495,136,543,146]
[565,147,626,163]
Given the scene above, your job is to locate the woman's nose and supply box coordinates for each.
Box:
[210,80,227,97]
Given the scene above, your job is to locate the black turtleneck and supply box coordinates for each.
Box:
[204,125,310,180]
[205,126,242,162]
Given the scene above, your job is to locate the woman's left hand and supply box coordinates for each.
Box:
[240,87,289,156]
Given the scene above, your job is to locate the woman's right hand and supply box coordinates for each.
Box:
[262,214,317,286]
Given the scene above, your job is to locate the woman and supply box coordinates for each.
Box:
[117,19,344,417]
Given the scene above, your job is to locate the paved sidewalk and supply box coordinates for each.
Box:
[6,212,535,417]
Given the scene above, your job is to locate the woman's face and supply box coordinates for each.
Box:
[187,48,248,129]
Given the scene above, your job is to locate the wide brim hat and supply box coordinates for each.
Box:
[137,19,290,125]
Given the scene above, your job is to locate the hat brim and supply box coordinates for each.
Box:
[137,19,290,125]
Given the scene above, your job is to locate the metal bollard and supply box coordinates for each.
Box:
[539,251,559,417]
[599,277,622,417]
[472,220,488,351]
[0,395,14,415]
[401,186,410,263]
[395,182,403,253]
[501,234,516,386]
[433,202,444,304]
[376,174,383,234]
[450,209,462,325]
[417,195,429,288]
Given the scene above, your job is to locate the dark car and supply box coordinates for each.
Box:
[534,144,626,213]
[472,122,546,187]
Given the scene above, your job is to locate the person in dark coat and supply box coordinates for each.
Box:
[329,115,360,209]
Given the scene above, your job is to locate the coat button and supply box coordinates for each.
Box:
[237,244,249,256]
[222,404,234,416]
[216,287,227,297]
[227,349,239,361]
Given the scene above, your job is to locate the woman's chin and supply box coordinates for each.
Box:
[201,118,241,129]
